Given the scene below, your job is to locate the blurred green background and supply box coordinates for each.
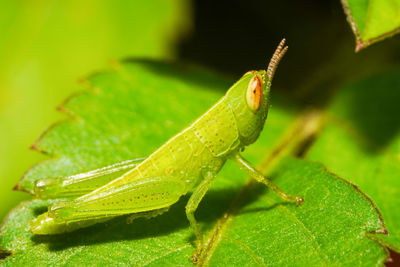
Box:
[0,0,191,220]
[1,0,399,222]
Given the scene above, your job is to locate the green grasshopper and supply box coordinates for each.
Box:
[30,39,303,260]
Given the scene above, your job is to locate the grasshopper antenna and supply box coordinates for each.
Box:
[267,39,288,87]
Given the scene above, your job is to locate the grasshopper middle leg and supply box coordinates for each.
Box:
[185,171,216,262]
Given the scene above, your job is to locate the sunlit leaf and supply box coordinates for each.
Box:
[341,0,400,51]
[0,61,388,265]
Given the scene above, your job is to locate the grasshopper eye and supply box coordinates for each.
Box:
[246,75,263,111]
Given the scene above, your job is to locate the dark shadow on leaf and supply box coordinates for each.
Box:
[239,202,292,215]
[229,179,295,215]
[333,68,400,152]
[235,183,293,215]
[32,206,48,217]
[122,59,231,94]
[0,249,12,260]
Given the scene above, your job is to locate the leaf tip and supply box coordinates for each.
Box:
[29,143,38,151]
[355,40,368,52]
[12,184,20,191]
[355,43,363,53]
[373,227,389,237]
[381,228,389,236]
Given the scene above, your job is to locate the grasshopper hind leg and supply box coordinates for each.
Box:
[31,177,187,235]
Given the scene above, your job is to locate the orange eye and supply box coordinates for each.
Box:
[246,75,262,111]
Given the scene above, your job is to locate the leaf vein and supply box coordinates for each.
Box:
[141,244,190,266]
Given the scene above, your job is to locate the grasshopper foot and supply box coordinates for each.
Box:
[190,242,203,264]
[191,250,201,264]
[294,196,304,205]
[285,195,304,205]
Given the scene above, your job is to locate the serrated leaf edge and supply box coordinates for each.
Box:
[341,0,400,52]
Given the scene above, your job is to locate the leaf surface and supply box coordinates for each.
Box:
[1,61,388,266]
[307,68,400,251]
[341,0,400,51]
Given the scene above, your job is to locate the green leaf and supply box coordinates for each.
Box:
[341,0,400,51]
[1,61,388,265]
[307,67,400,251]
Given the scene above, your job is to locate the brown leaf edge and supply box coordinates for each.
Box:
[340,0,400,52]
[12,77,97,194]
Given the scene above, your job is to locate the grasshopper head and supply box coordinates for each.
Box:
[225,39,288,146]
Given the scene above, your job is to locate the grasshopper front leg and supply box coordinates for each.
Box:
[232,153,304,204]
[185,171,216,263]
